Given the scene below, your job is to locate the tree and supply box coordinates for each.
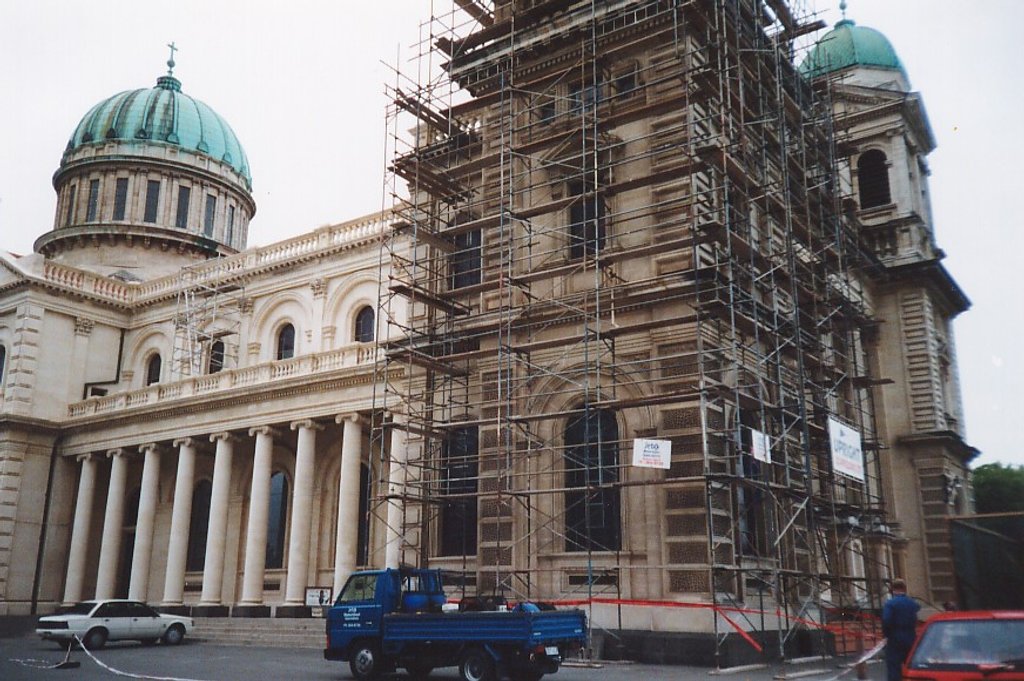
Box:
[972,463,1024,514]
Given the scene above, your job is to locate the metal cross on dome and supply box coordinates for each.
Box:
[167,41,178,76]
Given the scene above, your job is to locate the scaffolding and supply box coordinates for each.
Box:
[171,259,245,379]
[372,0,891,664]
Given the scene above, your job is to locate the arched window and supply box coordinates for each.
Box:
[266,471,289,569]
[354,306,375,343]
[187,480,213,572]
[145,353,162,386]
[450,229,482,289]
[857,149,891,209]
[0,345,6,389]
[564,407,620,552]
[276,323,295,360]
[208,340,225,374]
[439,426,479,557]
[568,180,606,259]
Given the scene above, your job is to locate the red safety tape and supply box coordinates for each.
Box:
[537,596,883,651]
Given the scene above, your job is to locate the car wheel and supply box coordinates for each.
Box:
[349,642,383,680]
[162,624,185,646]
[84,627,108,650]
[459,648,496,681]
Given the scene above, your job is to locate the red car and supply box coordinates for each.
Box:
[903,610,1024,680]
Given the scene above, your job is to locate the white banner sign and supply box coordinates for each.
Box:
[632,438,672,469]
[828,418,865,482]
[306,586,333,607]
[749,428,771,464]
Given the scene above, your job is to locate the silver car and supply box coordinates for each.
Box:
[36,599,194,649]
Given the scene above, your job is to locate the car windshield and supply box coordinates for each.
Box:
[909,619,1024,669]
[54,602,97,616]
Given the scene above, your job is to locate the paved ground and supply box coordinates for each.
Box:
[0,634,888,681]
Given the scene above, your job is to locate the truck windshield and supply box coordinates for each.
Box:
[337,573,377,604]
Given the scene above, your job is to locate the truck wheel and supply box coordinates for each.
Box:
[459,648,496,681]
[349,642,383,680]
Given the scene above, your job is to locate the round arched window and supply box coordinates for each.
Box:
[276,324,296,360]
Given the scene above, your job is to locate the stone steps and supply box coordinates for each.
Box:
[191,618,325,649]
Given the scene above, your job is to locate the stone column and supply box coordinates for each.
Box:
[238,426,275,608]
[333,414,363,596]
[95,449,128,599]
[162,438,197,606]
[283,419,323,609]
[63,454,98,604]
[128,443,161,601]
[199,432,235,608]
[385,420,409,569]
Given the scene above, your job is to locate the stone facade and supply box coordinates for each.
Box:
[0,1,975,665]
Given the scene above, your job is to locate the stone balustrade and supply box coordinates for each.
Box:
[67,344,381,419]
[40,212,389,305]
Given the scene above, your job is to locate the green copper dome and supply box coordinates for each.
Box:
[65,74,251,188]
[800,19,908,82]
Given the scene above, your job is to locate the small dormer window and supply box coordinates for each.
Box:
[144,181,160,223]
[86,180,100,222]
[857,150,891,209]
[175,186,191,229]
[204,194,217,237]
[113,178,129,221]
[65,185,77,226]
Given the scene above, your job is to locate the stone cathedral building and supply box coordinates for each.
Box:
[0,1,974,663]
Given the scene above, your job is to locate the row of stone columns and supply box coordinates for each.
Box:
[62,415,367,611]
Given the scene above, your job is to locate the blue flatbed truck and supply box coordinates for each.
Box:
[324,568,587,681]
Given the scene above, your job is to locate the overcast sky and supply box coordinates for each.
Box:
[1,1,1021,467]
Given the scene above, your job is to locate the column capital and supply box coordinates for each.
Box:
[76,452,97,463]
[210,431,239,444]
[335,413,362,425]
[138,442,161,455]
[173,437,197,449]
[249,425,281,439]
[290,419,324,432]
[106,448,126,459]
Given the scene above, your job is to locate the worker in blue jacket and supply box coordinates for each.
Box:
[882,578,920,681]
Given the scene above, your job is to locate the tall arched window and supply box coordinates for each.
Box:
[145,353,162,386]
[857,149,891,209]
[439,426,479,557]
[0,345,6,389]
[276,324,295,360]
[266,471,289,569]
[568,180,606,259]
[564,407,620,552]
[450,229,482,289]
[208,340,225,374]
[186,480,213,572]
[354,307,375,343]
